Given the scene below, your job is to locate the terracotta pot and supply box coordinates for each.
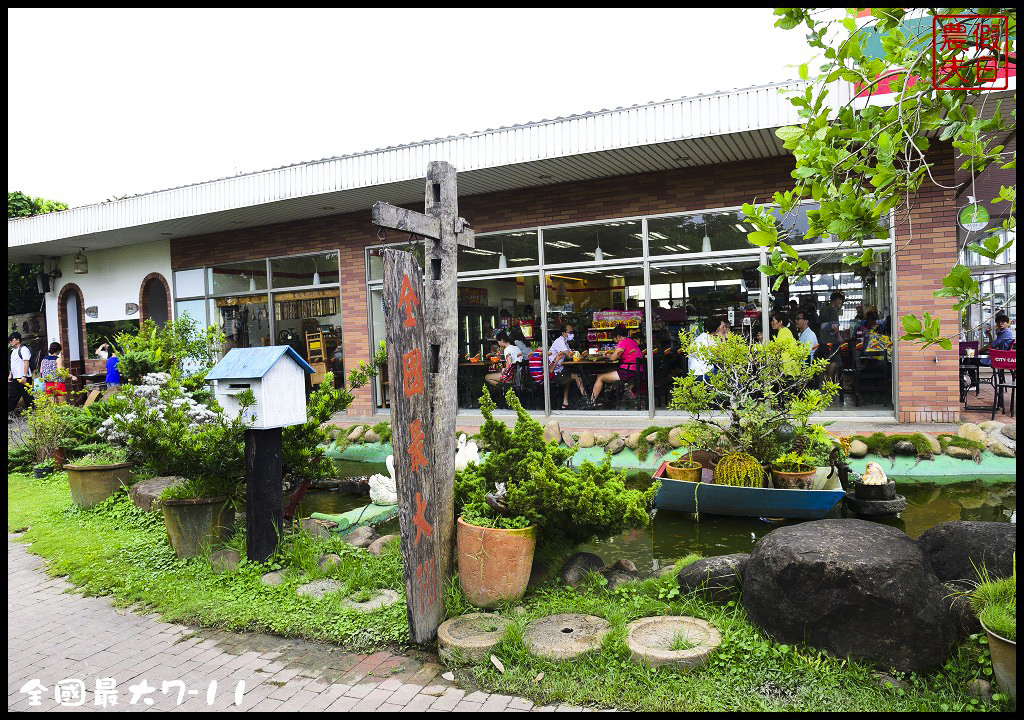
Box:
[982,620,1016,704]
[456,516,536,609]
[162,496,235,559]
[64,462,133,509]
[665,460,702,483]
[53,447,68,467]
[770,466,816,490]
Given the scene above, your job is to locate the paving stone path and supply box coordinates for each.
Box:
[7,537,601,712]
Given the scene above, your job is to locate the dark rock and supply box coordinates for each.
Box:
[606,437,626,455]
[942,582,982,641]
[528,561,551,588]
[343,525,379,548]
[130,476,185,511]
[892,440,918,455]
[336,477,371,494]
[965,678,993,703]
[560,552,605,586]
[601,559,643,589]
[211,549,240,574]
[367,534,398,556]
[300,517,336,540]
[676,554,750,603]
[844,492,906,518]
[915,521,1016,584]
[742,519,955,672]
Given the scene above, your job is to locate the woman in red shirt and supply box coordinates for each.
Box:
[590,325,643,406]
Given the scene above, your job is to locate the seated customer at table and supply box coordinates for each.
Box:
[688,317,728,382]
[485,331,522,386]
[509,325,531,359]
[589,325,643,406]
[549,325,585,409]
[795,311,819,360]
[980,313,1014,366]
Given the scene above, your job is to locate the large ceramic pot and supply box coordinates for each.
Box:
[162,496,235,559]
[770,465,816,490]
[64,462,134,509]
[810,466,840,491]
[982,620,1016,704]
[456,516,536,609]
[665,460,702,483]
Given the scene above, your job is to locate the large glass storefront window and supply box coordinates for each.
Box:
[543,220,643,265]
[213,295,271,351]
[648,205,819,257]
[458,230,538,273]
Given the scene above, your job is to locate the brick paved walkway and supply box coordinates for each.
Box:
[7,537,594,712]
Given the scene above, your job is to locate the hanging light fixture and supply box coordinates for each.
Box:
[594,229,604,262]
[313,270,321,286]
[248,275,257,292]
[702,219,712,253]
[73,247,89,274]
[498,239,507,269]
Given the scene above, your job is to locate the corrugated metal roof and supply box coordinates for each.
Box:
[206,346,314,380]
[7,77,876,258]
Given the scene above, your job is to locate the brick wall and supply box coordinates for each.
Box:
[171,150,961,420]
[893,144,962,423]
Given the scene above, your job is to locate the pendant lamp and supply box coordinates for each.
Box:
[498,239,507,269]
[702,219,712,253]
[249,275,257,292]
[594,230,604,262]
[313,271,321,286]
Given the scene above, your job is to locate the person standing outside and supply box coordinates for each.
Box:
[98,343,122,389]
[687,317,729,383]
[39,342,77,404]
[8,332,34,416]
[795,311,819,363]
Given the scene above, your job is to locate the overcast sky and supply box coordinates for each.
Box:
[8,8,816,209]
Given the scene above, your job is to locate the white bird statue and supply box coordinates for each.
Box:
[455,434,482,472]
[369,455,398,506]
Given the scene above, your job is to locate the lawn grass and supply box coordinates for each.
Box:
[8,471,1009,712]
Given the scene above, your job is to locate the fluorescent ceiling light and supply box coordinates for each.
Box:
[649,232,669,240]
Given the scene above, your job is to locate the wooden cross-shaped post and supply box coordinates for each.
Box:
[373,162,474,642]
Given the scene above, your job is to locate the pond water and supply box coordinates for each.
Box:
[307,464,1015,576]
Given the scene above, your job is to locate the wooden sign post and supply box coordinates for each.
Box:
[373,162,474,643]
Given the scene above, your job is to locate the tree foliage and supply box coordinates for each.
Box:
[8,190,69,315]
[748,8,1016,349]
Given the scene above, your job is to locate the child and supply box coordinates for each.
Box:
[39,342,77,403]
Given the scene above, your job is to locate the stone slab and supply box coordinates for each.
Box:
[341,589,400,613]
[523,613,610,661]
[437,613,509,664]
[626,616,721,669]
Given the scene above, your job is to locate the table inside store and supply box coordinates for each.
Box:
[458,359,500,407]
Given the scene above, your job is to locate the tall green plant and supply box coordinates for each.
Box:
[670,332,838,465]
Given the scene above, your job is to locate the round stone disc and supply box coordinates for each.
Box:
[626,616,721,669]
[524,613,611,661]
[296,579,342,599]
[437,613,510,663]
[340,588,400,613]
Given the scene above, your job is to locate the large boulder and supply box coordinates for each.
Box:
[676,554,749,603]
[958,423,989,446]
[742,519,955,672]
[915,521,1016,585]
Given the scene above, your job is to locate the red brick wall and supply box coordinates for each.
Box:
[894,144,961,423]
[171,150,960,419]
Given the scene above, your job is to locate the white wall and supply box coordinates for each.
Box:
[45,240,172,345]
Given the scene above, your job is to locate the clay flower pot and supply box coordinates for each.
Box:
[770,465,816,490]
[64,462,133,509]
[982,620,1016,704]
[456,516,536,609]
[665,460,702,483]
[161,496,236,559]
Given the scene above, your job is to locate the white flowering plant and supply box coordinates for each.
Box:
[100,372,252,500]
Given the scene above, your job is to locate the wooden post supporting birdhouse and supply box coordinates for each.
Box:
[373,162,474,643]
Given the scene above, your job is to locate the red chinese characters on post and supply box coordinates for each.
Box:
[398,273,420,327]
[403,348,425,398]
[933,15,1009,90]
[415,557,439,612]
[413,491,433,545]
[408,418,429,473]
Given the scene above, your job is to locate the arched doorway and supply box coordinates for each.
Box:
[140,273,171,327]
[57,283,86,376]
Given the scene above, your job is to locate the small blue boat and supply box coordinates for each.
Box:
[653,462,846,520]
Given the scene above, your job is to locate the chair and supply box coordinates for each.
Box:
[989,350,1016,419]
[852,350,892,408]
[959,341,982,403]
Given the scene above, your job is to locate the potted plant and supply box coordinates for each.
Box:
[20,389,76,471]
[770,451,818,490]
[972,560,1016,703]
[32,459,55,479]
[64,444,133,509]
[455,390,658,608]
[665,424,710,482]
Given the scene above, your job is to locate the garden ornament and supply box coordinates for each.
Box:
[369,455,398,506]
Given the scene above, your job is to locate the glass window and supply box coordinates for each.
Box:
[648,205,821,257]
[208,260,268,295]
[543,220,642,265]
[456,274,542,410]
[174,268,205,298]
[649,259,762,411]
[212,295,271,350]
[369,287,389,409]
[271,287,344,387]
[544,265,647,411]
[175,299,208,327]
[459,230,538,273]
[271,252,340,289]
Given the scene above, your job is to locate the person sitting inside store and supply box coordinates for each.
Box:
[509,325,531,359]
[795,311,819,360]
[687,316,729,383]
[485,330,522,387]
[818,291,846,383]
[979,312,1014,366]
[589,324,643,407]
[548,325,586,409]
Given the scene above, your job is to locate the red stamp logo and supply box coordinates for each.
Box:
[933,15,1010,90]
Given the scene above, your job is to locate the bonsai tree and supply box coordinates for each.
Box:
[670,332,838,466]
[455,389,659,544]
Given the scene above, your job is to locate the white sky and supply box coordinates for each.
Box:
[8,8,816,209]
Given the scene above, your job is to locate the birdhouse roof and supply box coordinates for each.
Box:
[206,346,315,380]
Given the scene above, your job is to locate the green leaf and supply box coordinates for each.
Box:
[901,314,923,335]
[747,231,776,247]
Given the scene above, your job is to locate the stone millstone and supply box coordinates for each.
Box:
[843,492,907,517]
[524,614,611,661]
[437,613,510,664]
[626,616,721,669]
[742,519,956,672]
[341,588,400,613]
[297,579,342,599]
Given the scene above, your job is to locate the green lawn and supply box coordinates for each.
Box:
[8,471,1009,712]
